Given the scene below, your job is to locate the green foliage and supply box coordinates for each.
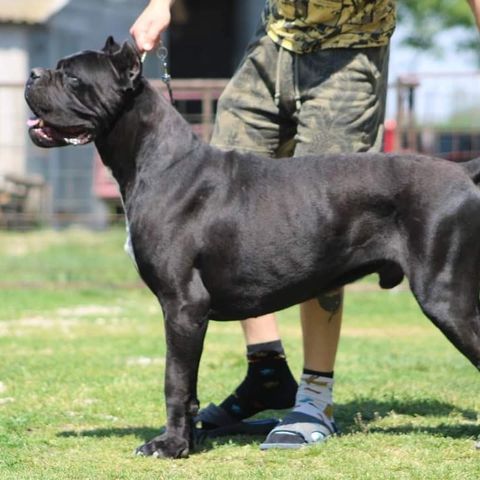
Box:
[398,0,480,57]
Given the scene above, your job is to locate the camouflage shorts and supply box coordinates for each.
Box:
[211,33,389,157]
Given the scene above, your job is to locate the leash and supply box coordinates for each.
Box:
[141,44,175,106]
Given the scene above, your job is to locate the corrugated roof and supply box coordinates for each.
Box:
[0,0,69,24]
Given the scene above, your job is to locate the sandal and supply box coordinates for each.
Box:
[194,403,279,438]
[260,411,337,450]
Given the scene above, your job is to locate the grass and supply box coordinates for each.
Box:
[0,228,479,479]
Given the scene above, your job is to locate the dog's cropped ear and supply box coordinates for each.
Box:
[110,41,142,91]
[102,36,121,54]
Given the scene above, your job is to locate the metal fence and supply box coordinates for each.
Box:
[93,79,229,225]
[3,73,480,228]
[1,79,230,228]
[0,82,51,228]
[391,72,480,160]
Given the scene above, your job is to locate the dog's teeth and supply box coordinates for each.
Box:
[38,119,45,127]
[27,118,40,127]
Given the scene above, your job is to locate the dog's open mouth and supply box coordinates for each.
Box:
[27,116,94,147]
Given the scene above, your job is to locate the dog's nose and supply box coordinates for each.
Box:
[29,68,46,81]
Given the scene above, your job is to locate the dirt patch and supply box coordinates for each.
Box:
[126,356,165,367]
[56,305,123,317]
[342,325,430,338]
[0,229,105,257]
[0,316,80,337]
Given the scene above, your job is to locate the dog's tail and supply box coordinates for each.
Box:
[459,157,480,185]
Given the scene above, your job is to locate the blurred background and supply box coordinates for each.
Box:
[1,0,480,229]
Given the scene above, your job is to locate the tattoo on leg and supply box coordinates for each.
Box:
[317,290,343,322]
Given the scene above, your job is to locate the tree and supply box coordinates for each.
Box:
[398,0,480,58]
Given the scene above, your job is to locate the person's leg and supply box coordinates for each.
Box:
[196,34,299,431]
[241,314,279,345]
[261,45,389,448]
[301,292,343,373]
[202,313,297,428]
[259,293,342,449]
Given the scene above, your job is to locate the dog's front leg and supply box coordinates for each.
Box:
[137,273,209,459]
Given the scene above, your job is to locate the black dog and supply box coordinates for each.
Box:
[25,38,480,458]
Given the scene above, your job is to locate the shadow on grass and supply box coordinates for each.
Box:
[369,423,479,438]
[337,397,478,437]
[57,397,478,451]
[58,425,262,450]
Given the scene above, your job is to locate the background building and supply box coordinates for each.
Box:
[0,0,261,227]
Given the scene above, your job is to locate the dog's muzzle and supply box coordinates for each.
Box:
[25,69,95,148]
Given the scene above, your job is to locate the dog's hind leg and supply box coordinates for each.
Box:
[412,281,480,370]
[407,241,480,370]
[136,268,210,459]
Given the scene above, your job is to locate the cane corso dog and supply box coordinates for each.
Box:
[25,38,480,458]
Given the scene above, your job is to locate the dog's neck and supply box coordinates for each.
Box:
[95,79,203,199]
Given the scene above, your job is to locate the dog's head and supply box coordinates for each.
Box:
[25,36,142,148]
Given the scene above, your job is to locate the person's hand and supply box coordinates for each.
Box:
[130,0,172,53]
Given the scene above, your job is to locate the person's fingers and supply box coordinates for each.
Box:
[130,4,171,53]
[132,32,154,53]
[130,20,150,51]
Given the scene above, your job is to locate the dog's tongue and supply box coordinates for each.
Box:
[27,117,40,128]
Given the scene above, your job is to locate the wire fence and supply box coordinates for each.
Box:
[392,72,480,159]
[2,73,480,229]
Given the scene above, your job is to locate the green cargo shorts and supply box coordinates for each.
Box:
[211,32,389,157]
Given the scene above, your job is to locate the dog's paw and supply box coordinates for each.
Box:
[135,433,189,459]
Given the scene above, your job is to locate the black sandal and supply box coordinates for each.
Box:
[194,403,279,438]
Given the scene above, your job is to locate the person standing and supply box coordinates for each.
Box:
[131,0,480,449]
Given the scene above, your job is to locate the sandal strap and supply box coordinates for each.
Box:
[262,411,337,447]
[271,421,332,443]
[194,403,238,427]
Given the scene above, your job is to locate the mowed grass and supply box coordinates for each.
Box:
[0,228,479,479]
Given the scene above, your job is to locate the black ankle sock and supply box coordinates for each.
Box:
[302,368,334,378]
[218,341,298,422]
[246,340,285,356]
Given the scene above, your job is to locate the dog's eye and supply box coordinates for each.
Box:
[65,73,82,87]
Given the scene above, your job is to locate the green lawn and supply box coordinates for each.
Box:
[0,228,479,479]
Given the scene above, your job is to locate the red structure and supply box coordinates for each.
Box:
[383,118,397,153]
